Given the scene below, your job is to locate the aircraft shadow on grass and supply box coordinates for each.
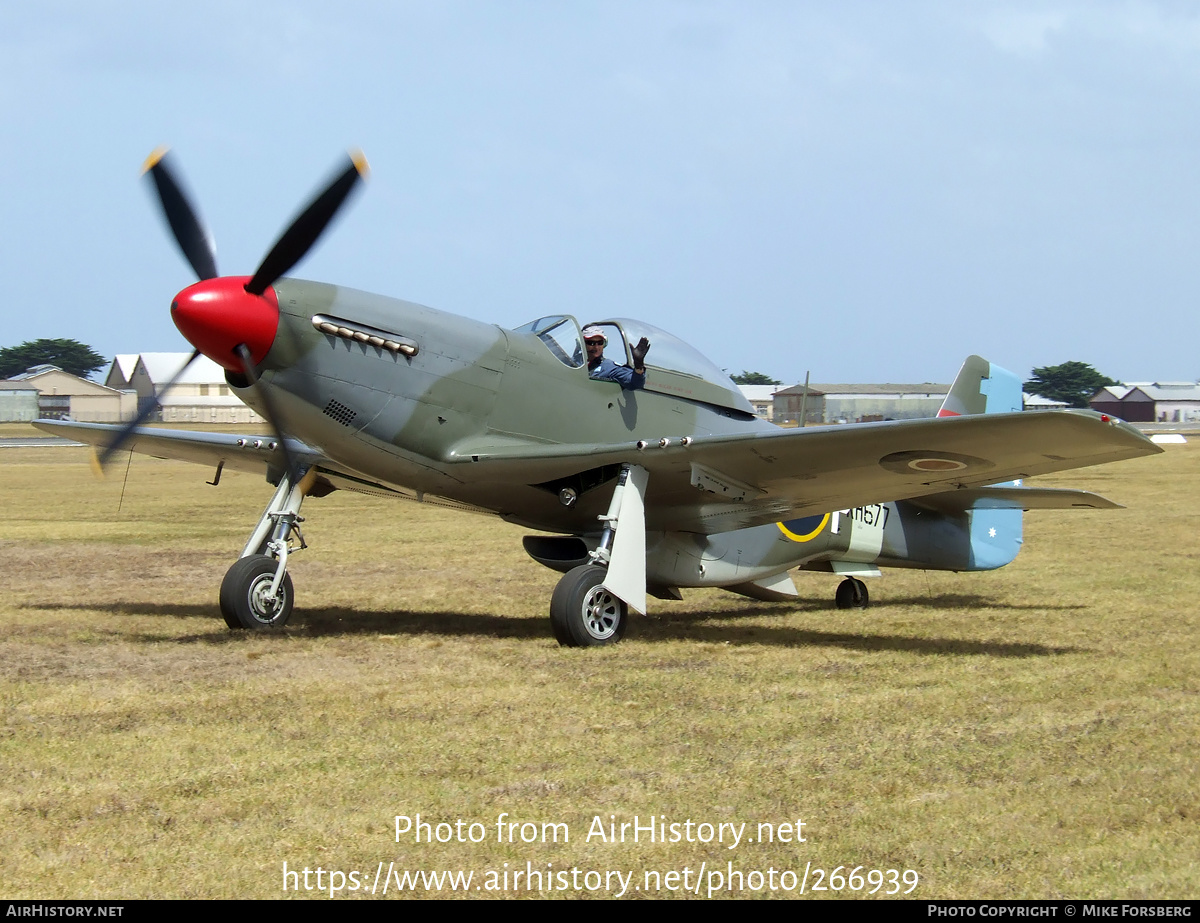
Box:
[25,599,1085,657]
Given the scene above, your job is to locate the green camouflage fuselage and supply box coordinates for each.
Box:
[236,280,1026,592]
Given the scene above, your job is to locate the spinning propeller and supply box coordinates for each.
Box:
[98,148,369,479]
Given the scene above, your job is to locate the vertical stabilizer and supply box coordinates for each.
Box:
[939,355,1023,417]
[940,356,1024,568]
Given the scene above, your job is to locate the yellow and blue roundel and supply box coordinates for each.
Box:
[777,513,830,542]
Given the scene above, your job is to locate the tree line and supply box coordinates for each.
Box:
[0,339,107,380]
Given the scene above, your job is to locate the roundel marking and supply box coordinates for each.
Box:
[908,457,967,472]
[777,512,830,543]
[879,450,992,476]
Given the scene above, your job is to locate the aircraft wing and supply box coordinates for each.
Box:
[32,419,496,510]
[452,410,1159,533]
[32,420,327,479]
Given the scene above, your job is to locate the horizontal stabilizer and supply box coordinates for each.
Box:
[913,486,1123,513]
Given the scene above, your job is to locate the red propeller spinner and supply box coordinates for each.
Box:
[170,276,280,372]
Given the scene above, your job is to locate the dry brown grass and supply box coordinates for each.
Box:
[1,440,1196,899]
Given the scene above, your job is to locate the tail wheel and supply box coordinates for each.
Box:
[835,577,869,610]
[550,564,628,647]
[220,554,294,629]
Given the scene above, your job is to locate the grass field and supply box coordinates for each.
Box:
[1,434,1196,899]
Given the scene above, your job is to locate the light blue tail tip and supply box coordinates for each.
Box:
[980,360,1023,415]
[941,355,1023,417]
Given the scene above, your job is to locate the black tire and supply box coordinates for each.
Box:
[219,554,294,630]
[549,564,628,647]
[835,577,869,610]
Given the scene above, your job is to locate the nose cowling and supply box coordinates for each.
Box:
[170,276,280,372]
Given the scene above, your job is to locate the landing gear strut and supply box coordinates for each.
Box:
[220,467,311,630]
[835,577,869,610]
[549,463,647,647]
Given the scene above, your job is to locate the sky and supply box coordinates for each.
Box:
[2,1,1198,385]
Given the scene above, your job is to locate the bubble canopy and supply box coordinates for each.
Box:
[511,315,754,415]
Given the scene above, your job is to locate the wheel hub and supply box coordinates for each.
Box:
[249,574,284,620]
[581,585,621,641]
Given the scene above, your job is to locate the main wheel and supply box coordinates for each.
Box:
[219,554,294,630]
[835,577,869,610]
[550,564,628,647]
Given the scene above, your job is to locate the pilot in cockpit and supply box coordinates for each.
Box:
[583,325,650,391]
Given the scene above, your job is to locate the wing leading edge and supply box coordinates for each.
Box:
[32,419,325,479]
[31,419,490,511]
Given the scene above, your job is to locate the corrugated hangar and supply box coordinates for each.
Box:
[772,383,950,426]
[1090,383,1200,424]
[105,353,264,424]
[0,353,266,424]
